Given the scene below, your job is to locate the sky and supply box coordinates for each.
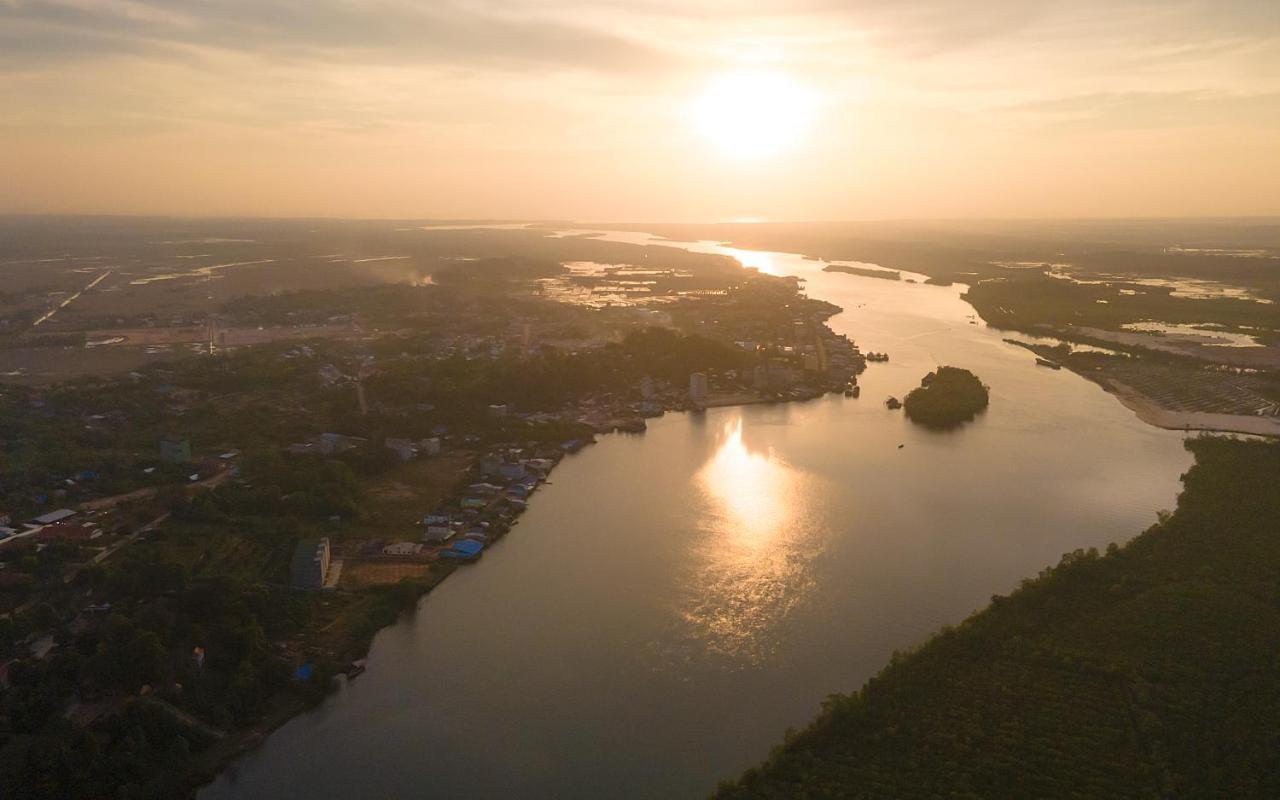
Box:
[1,0,1278,221]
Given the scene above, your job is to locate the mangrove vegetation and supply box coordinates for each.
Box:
[902,366,990,428]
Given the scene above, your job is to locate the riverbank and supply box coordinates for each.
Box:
[1002,338,1280,438]
[1104,379,1280,437]
[714,436,1280,798]
[186,560,461,790]
[183,414,791,792]
[188,360,871,796]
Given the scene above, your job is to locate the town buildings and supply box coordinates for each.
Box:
[289,538,332,589]
[689,372,709,402]
[159,436,192,464]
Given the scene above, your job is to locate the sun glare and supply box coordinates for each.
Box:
[693,71,817,159]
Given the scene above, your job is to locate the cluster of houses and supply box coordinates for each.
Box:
[2,436,238,553]
[4,433,227,532]
[287,431,444,462]
[159,435,238,482]
[420,445,565,560]
[284,438,579,584]
[0,507,105,548]
[288,432,367,456]
[385,436,442,461]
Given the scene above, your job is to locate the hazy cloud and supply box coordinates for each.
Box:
[1,0,665,72]
[1002,90,1280,132]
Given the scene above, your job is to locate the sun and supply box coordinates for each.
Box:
[693,70,817,159]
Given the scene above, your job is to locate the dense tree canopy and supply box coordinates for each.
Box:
[903,366,989,428]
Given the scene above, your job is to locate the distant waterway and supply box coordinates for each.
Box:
[203,230,1192,800]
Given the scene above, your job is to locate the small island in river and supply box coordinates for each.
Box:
[903,366,989,428]
[823,263,901,281]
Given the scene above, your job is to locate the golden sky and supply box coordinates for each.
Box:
[2,0,1278,220]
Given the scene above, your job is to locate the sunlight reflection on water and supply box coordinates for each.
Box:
[717,247,782,276]
[677,417,826,666]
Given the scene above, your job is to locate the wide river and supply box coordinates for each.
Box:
[203,231,1192,799]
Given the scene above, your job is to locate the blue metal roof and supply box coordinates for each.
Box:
[443,539,484,558]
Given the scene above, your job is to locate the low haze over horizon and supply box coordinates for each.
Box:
[3,0,1279,220]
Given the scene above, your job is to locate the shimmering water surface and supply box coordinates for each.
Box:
[203,231,1192,800]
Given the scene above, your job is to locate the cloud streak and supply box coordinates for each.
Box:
[1,0,665,72]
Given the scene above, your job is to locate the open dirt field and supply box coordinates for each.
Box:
[340,561,432,588]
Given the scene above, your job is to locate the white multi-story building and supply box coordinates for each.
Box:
[689,372,709,402]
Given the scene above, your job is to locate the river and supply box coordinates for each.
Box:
[202,230,1192,799]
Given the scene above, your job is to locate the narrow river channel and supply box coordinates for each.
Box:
[202,230,1192,799]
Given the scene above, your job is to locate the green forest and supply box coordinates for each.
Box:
[713,436,1280,799]
[903,366,990,428]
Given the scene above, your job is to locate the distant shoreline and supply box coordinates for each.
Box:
[1102,378,1280,437]
[999,337,1280,438]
